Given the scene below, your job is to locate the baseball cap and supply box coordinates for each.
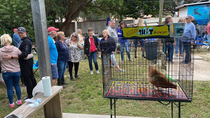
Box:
[14,28,18,31]
[18,27,26,33]
[186,15,192,19]
[47,27,59,32]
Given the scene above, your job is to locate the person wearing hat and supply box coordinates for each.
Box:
[12,28,21,47]
[3,27,37,99]
[181,15,196,64]
[47,26,59,86]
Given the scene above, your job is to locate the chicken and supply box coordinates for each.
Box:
[148,66,177,90]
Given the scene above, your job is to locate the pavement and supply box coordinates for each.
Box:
[63,113,156,118]
[173,55,210,81]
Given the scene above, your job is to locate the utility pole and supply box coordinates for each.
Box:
[159,0,164,25]
[31,0,52,85]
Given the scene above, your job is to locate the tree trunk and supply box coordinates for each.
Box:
[120,14,123,21]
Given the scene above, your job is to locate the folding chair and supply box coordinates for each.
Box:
[195,35,209,52]
[33,60,39,78]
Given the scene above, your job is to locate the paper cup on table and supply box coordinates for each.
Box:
[42,76,52,97]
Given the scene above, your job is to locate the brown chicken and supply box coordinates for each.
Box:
[148,66,177,90]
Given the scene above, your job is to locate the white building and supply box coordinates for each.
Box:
[176,1,210,25]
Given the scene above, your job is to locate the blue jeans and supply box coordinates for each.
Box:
[119,42,131,61]
[2,71,21,104]
[175,38,183,55]
[57,61,68,80]
[80,44,84,57]
[88,51,98,71]
[183,42,191,63]
[163,43,174,61]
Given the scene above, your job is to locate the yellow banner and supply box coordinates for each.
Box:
[122,25,170,38]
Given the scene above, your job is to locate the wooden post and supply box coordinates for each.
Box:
[31,0,52,85]
[44,93,62,118]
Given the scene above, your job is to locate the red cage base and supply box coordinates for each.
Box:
[105,80,191,102]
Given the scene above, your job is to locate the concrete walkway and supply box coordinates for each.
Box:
[63,113,155,118]
[173,55,210,81]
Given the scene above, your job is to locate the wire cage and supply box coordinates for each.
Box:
[101,39,194,102]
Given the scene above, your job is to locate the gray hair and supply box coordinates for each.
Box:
[165,17,172,24]
[48,32,52,35]
[109,19,115,23]
[70,32,79,42]
[178,17,185,22]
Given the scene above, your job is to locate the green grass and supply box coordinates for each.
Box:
[0,54,210,118]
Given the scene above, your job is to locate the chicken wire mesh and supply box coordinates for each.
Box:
[101,39,193,102]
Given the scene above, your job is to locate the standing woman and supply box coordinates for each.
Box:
[134,19,145,58]
[77,29,84,58]
[3,27,37,99]
[100,30,125,73]
[0,34,22,108]
[117,21,132,63]
[84,28,99,75]
[67,33,83,80]
[55,31,69,85]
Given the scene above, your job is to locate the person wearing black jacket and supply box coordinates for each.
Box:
[3,27,37,99]
[100,30,124,74]
[84,28,99,75]
[162,16,175,63]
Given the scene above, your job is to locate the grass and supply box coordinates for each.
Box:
[0,53,210,118]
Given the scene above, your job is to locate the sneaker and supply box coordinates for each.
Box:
[104,71,109,75]
[96,70,100,74]
[10,103,15,108]
[90,71,94,75]
[129,59,133,62]
[119,69,125,72]
[15,100,22,106]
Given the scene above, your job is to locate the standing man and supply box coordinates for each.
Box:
[13,28,21,47]
[47,27,59,86]
[192,16,199,34]
[3,27,37,99]
[181,15,196,64]
[107,20,119,50]
[162,16,175,63]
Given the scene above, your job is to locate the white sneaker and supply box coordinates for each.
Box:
[96,70,100,74]
[90,71,93,75]
[119,69,125,72]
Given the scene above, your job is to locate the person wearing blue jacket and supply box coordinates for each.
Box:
[181,15,196,64]
[13,29,21,47]
[55,31,69,85]
[117,22,132,63]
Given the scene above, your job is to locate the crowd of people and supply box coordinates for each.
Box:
[0,14,198,108]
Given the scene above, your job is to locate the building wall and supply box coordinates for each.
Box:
[179,7,188,17]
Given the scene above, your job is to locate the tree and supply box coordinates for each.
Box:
[80,0,124,20]
[0,0,33,37]
[117,0,159,20]
[163,0,199,16]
